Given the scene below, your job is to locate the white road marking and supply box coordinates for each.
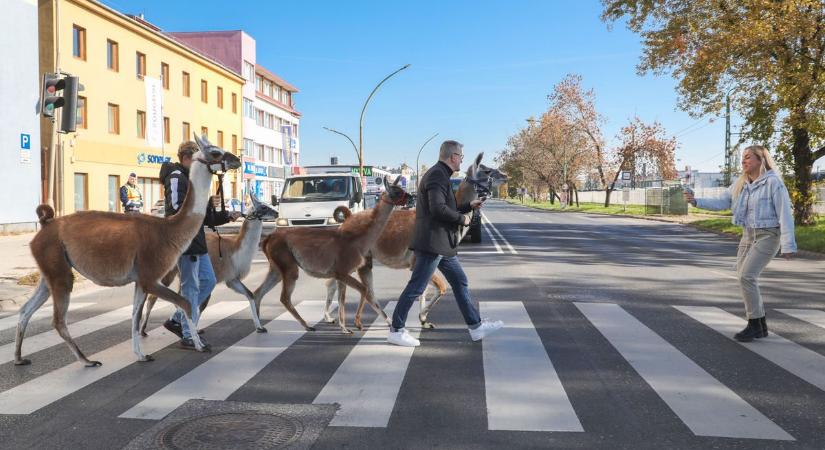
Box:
[482,302,583,432]
[0,301,248,415]
[578,302,793,440]
[0,302,93,332]
[481,212,517,254]
[313,301,418,427]
[775,309,825,330]
[120,301,330,420]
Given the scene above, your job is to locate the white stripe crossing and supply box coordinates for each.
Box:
[677,306,825,393]
[481,212,517,254]
[775,309,825,330]
[0,302,93,332]
[314,301,417,427]
[577,302,793,440]
[0,301,247,415]
[0,303,171,364]
[120,301,330,420]
[481,302,583,432]
[480,219,504,254]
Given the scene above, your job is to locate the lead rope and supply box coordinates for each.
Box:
[212,172,226,259]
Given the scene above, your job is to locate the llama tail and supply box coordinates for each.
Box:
[333,206,352,222]
[35,204,55,226]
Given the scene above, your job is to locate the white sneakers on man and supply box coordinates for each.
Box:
[469,318,504,341]
[387,328,420,347]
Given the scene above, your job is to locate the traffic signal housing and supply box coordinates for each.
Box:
[60,76,82,133]
[40,73,65,118]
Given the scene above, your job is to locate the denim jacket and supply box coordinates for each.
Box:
[696,170,797,254]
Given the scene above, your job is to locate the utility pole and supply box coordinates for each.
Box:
[724,93,732,186]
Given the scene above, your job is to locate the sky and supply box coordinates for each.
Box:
[108,0,734,172]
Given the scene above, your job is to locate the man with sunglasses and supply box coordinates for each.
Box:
[388,140,503,347]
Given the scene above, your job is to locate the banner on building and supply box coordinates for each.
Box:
[281,125,293,165]
[144,77,164,149]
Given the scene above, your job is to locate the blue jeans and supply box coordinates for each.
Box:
[392,250,481,330]
[171,253,217,339]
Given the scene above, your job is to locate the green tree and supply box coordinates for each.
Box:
[602,0,825,224]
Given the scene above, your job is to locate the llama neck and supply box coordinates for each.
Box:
[359,195,396,250]
[238,218,263,255]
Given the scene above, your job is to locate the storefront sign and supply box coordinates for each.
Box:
[254,165,268,177]
[242,156,257,180]
[136,153,172,165]
[351,166,373,176]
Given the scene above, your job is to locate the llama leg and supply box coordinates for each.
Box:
[353,266,388,328]
[420,274,448,328]
[144,283,209,353]
[13,279,51,366]
[140,269,175,337]
[51,282,100,367]
[336,281,351,334]
[227,278,266,333]
[339,274,380,333]
[131,284,152,362]
[324,279,337,323]
[252,268,282,320]
[279,269,315,331]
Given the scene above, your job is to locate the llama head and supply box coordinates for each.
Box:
[193,133,242,172]
[382,176,407,206]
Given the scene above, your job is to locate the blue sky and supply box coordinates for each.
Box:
[109,0,731,172]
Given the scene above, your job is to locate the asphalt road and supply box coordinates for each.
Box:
[1,200,824,449]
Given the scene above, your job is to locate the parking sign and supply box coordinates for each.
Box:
[20,134,30,149]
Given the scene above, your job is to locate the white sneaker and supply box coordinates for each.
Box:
[387,328,420,347]
[469,319,504,342]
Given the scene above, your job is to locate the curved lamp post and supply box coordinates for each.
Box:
[322,126,359,164]
[358,64,411,178]
[415,132,439,193]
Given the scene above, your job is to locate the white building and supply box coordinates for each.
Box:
[1,0,42,231]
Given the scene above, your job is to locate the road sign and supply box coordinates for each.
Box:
[20,134,30,149]
[621,171,631,181]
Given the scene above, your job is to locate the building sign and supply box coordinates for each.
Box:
[20,133,30,149]
[242,156,256,180]
[254,165,268,177]
[281,125,293,165]
[351,166,373,176]
[144,77,164,149]
[136,152,171,165]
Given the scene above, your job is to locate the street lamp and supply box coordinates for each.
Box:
[415,132,439,193]
[358,64,411,179]
[322,126,359,164]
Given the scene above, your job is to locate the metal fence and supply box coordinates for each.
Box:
[644,183,689,215]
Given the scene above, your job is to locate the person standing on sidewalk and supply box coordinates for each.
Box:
[120,173,143,214]
[388,140,503,347]
[684,145,796,342]
[159,141,241,349]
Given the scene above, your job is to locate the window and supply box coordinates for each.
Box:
[72,25,86,60]
[161,62,169,89]
[201,126,208,139]
[243,98,255,119]
[243,138,254,157]
[200,79,208,103]
[292,123,299,138]
[217,86,223,108]
[231,134,237,153]
[136,52,146,79]
[231,93,237,113]
[256,143,265,161]
[108,175,120,212]
[108,103,120,134]
[106,39,118,71]
[136,111,146,138]
[256,109,264,127]
[163,117,170,143]
[255,75,263,93]
[76,96,87,129]
[182,72,190,97]
[243,60,255,81]
[217,130,224,148]
[74,173,88,211]
[182,122,190,141]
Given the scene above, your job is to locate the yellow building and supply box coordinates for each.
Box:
[39,0,244,214]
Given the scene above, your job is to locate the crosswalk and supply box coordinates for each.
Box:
[5,296,825,442]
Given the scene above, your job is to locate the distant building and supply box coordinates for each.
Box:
[678,169,726,188]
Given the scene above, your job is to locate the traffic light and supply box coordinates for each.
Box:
[40,73,65,118]
[60,76,83,133]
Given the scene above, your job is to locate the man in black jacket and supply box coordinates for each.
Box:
[388,140,503,347]
[159,141,240,349]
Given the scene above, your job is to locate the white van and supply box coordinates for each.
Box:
[273,173,364,227]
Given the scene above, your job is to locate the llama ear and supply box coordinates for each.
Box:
[474,152,484,168]
[383,176,391,192]
[194,133,206,151]
[393,175,401,186]
[249,192,261,210]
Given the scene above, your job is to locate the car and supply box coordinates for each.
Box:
[450,178,482,244]
[150,199,164,217]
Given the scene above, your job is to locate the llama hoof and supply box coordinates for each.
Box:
[85,360,103,367]
[138,355,154,362]
[14,358,31,366]
[140,331,149,337]
[324,317,336,324]
[421,321,435,329]
[256,327,268,333]
[305,326,317,332]
[340,328,353,335]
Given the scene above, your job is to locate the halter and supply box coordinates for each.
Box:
[381,190,408,206]
[465,176,493,198]
[197,154,233,258]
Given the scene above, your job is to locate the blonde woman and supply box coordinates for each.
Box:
[684,145,796,342]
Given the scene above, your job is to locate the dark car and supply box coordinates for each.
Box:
[450,178,482,243]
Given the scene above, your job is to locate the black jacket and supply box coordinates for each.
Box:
[411,161,471,257]
[159,162,230,255]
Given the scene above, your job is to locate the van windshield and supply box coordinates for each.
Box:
[281,176,350,203]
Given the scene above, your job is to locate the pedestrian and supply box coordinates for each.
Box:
[120,172,143,214]
[388,140,503,347]
[684,145,796,342]
[158,141,241,349]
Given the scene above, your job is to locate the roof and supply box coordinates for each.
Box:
[256,64,299,92]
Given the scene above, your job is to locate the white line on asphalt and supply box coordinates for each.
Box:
[252,259,268,264]
[482,302,583,432]
[480,220,504,254]
[775,309,825,329]
[481,212,518,254]
[578,302,793,440]
[460,251,506,255]
[677,305,825,393]
[0,302,94,332]
[120,301,331,420]
[709,270,738,280]
[0,301,248,415]
[0,303,172,364]
[313,301,417,428]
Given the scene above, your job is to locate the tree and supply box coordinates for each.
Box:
[605,117,678,206]
[602,0,825,224]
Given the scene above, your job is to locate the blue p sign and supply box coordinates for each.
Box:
[20,134,31,149]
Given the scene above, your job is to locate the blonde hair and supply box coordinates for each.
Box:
[731,145,777,199]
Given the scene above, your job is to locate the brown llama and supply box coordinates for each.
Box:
[253,176,407,334]
[14,135,239,366]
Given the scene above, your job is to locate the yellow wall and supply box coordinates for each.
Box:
[51,0,243,213]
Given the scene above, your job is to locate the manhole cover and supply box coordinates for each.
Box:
[154,412,304,449]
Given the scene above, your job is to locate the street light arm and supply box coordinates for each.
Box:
[359,64,411,126]
[415,132,439,192]
[323,126,360,163]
